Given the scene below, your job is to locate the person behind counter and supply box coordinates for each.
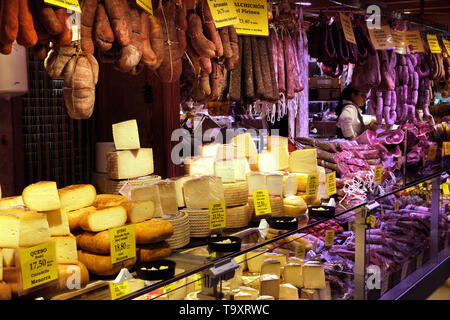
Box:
[336,84,377,140]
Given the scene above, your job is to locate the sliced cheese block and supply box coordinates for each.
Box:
[231,132,258,162]
[266,173,283,196]
[169,176,195,208]
[0,196,24,209]
[79,205,127,232]
[46,208,70,236]
[183,176,224,209]
[57,262,89,291]
[135,219,174,244]
[188,157,215,176]
[106,148,154,180]
[58,184,97,211]
[247,172,266,195]
[130,184,163,218]
[214,159,237,183]
[198,143,221,158]
[279,283,299,300]
[267,135,288,150]
[264,252,287,268]
[282,263,303,287]
[112,119,141,150]
[92,194,128,208]
[291,173,308,192]
[283,175,298,197]
[77,250,137,276]
[137,241,172,262]
[302,262,326,289]
[52,234,78,264]
[289,149,318,174]
[259,274,280,299]
[246,250,268,273]
[271,145,289,170]
[235,158,251,180]
[283,196,307,217]
[7,209,51,247]
[255,151,276,172]
[67,206,96,232]
[157,181,178,215]
[0,214,20,247]
[2,248,15,267]
[261,259,281,277]
[22,181,61,211]
[121,200,155,223]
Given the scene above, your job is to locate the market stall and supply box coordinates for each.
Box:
[0,0,448,301]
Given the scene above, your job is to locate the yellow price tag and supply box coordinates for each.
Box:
[164,282,176,294]
[306,174,319,196]
[19,241,58,290]
[109,281,130,300]
[443,184,450,195]
[325,230,334,246]
[405,30,425,53]
[136,0,153,15]
[443,39,450,55]
[398,153,402,169]
[253,189,272,216]
[374,165,382,184]
[209,200,226,229]
[428,145,437,160]
[395,201,399,212]
[295,244,306,259]
[339,13,357,44]
[206,0,239,28]
[427,34,442,53]
[234,0,269,36]
[444,142,450,156]
[194,274,202,290]
[110,224,136,265]
[366,215,376,228]
[44,0,81,12]
[392,29,407,54]
[209,252,217,258]
[368,25,394,50]
[326,172,337,196]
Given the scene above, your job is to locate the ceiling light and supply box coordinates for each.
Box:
[295,2,312,5]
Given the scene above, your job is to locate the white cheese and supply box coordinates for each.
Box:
[112,119,141,150]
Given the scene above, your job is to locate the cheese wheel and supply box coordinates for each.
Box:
[77,250,137,276]
[135,219,174,244]
[67,206,96,232]
[92,194,128,208]
[22,181,61,211]
[58,184,97,211]
[137,241,172,262]
[76,230,112,255]
[79,205,127,232]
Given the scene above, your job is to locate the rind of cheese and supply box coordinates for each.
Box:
[289,149,318,174]
[67,206,96,232]
[92,194,128,209]
[0,196,24,209]
[46,208,71,236]
[106,148,154,180]
[22,181,61,211]
[112,119,141,150]
[79,205,127,232]
[57,262,89,291]
[121,200,155,223]
[52,234,78,264]
[58,184,97,211]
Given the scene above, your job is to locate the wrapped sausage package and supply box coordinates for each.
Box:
[183,176,225,209]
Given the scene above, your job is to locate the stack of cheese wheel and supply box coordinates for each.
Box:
[248,196,284,222]
[163,212,190,249]
[223,181,250,229]
[225,204,250,229]
[181,209,212,238]
[75,194,174,276]
[104,175,161,194]
[0,182,96,299]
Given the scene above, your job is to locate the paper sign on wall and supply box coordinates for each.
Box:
[207,0,239,28]
[339,13,356,44]
[427,34,442,53]
[234,0,268,36]
[45,0,81,12]
[368,25,394,50]
[136,0,153,15]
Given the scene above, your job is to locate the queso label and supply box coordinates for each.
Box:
[253,189,271,216]
[209,200,226,229]
[234,0,268,36]
[207,0,239,28]
[110,224,136,264]
[45,0,81,12]
[109,281,130,300]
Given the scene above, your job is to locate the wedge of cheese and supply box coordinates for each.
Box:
[214,159,237,183]
[92,194,128,208]
[46,208,71,236]
[0,196,24,209]
[283,196,307,217]
[79,205,127,232]
[263,252,287,268]
[2,249,15,267]
[183,176,224,209]
[289,149,318,174]
[22,181,61,211]
[283,175,298,197]
[291,173,308,192]
[106,148,154,179]
[302,262,326,289]
[279,283,299,300]
[121,200,155,223]
[267,135,288,150]
[266,173,283,196]
[216,144,242,160]
[67,206,96,232]
[187,157,215,176]
[157,181,178,215]
[112,119,141,150]
[130,184,163,218]
[247,172,266,195]
[231,132,258,167]
[261,259,281,277]
[271,145,289,171]
[259,274,280,300]
[246,250,268,273]
[255,151,276,173]
[199,143,221,158]
[282,263,303,287]
[169,176,195,208]
[52,234,78,264]
[58,184,97,211]
[235,158,251,181]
